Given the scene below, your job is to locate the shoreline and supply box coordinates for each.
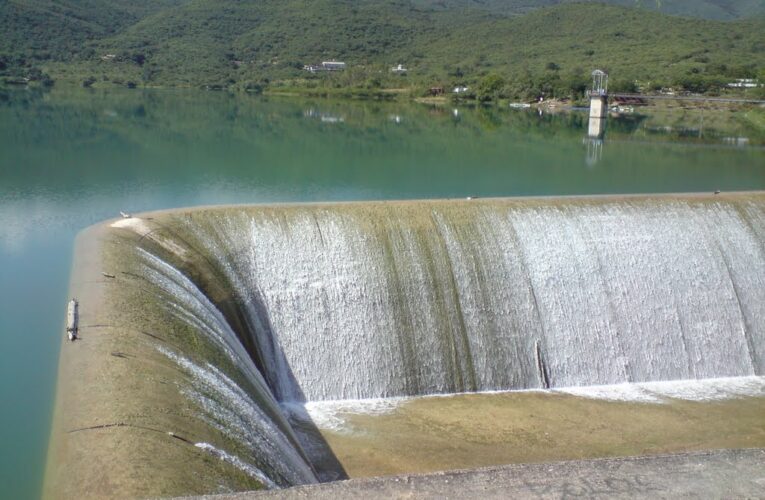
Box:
[5,81,764,107]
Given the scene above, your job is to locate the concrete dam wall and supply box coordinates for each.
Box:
[45,193,765,498]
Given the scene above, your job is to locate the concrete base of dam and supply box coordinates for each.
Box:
[184,448,765,499]
[293,387,765,480]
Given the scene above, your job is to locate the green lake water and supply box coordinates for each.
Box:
[0,87,763,499]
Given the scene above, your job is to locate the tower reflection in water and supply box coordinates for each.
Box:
[584,117,606,167]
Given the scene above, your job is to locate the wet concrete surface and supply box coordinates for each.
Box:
[298,389,765,479]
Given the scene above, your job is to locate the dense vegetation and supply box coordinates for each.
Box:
[415,0,765,21]
[1,0,764,100]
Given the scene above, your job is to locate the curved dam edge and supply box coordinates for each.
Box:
[44,191,765,498]
[43,223,288,499]
[180,448,765,500]
[74,189,765,219]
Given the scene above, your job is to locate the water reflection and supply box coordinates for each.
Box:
[584,114,606,166]
[579,108,760,167]
[304,108,345,123]
[583,137,604,167]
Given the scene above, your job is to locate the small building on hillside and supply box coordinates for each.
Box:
[322,61,346,71]
[727,79,760,88]
[391,64,407,74]
[305,61,347,73]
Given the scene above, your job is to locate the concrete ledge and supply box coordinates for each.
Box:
[181,449,765,499]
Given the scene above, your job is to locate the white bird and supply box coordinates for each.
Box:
[120,211,131,219]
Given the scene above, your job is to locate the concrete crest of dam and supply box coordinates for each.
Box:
[45,193,765,498]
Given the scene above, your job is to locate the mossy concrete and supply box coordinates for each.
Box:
[44,222,270,499]
[309,390,765,478]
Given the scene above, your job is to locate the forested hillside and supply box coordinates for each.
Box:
[414,0,765,20]
[1,0,764,98]
[0,0,189,58]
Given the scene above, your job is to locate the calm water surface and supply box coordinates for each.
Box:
[0,88,763,499]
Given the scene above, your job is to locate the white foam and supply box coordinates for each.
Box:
[194,442,277,489]
[282,398,403,434]
[557,376,765,403]
[155,345,317,486]
[288,376,765,434]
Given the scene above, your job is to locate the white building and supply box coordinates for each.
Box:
[304,61,346,73]
[322,61,346,71]
[727,79,761,88]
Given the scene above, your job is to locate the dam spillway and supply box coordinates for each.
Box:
[140,194,765,400]
[45,193,765,498]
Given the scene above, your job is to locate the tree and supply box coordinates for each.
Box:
[131,53,146,66]
[477,73,505,102]
[560,71,589,99]
[610,79,638,93]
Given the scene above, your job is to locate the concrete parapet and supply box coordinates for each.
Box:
[180,448,765,500]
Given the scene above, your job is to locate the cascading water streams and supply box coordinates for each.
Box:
[137,196,764,406]
[134,246,319,487]
[86,194,765,491]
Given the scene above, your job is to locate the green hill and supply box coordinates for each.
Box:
[414,0,765,21]
[414,4,765,89]
[0,0,189,59]
[2,1,764,97]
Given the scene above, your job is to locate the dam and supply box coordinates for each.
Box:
[45,193,765,498]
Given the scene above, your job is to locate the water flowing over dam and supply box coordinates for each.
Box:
[46,193,765,497]
[145,196,765,402]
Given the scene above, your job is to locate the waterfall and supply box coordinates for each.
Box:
[134,195,764,405]
[133,246,319,487]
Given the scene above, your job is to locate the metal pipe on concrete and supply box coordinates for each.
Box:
[66,299,78,341]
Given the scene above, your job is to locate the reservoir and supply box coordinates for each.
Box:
[1,88,764,499]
